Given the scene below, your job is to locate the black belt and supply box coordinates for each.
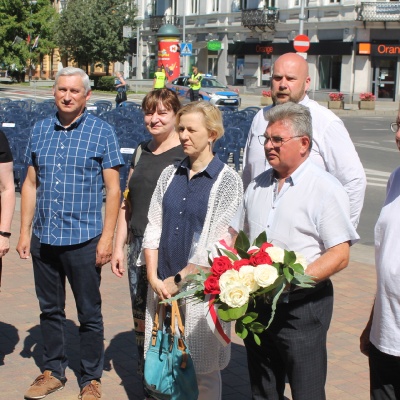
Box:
[264,280,330,304]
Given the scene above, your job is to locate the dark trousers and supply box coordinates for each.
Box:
[31,234,104,388]
[244,280,333,400]
[370,343,400,400]
[189,88,200,102]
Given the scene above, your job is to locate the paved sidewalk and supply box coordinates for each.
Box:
[1,198,375,399]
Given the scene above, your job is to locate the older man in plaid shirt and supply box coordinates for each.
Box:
[17,67,124,400]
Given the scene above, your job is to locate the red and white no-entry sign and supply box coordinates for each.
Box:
[293,34,310,53]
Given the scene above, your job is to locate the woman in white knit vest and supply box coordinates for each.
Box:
[143,101,243,399]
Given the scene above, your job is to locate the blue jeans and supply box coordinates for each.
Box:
[31,234,104,388]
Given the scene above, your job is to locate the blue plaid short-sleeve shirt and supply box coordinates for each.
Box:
[26,110,124,245]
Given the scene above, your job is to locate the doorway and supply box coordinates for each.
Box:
[372,58,397,101]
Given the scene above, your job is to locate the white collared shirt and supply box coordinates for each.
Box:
[370,166,400,356]
[231,158,359,265]
[241,95,367,228]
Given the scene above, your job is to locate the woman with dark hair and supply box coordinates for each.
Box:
[111,88,185,375]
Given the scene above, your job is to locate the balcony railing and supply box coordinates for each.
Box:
[149,15,180,32]
[357,2,400,22]
[242,7,279,31]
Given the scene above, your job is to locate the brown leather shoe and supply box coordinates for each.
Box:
[24,370,65,399]
[78,380,102,399]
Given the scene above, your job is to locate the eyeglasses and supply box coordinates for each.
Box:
[390,122,400,133]
[258,135,299,147]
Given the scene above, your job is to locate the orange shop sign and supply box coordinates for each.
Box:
[359,42,400,56]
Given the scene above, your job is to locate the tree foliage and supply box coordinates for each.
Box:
[56,0,137,74]
[0,0,58,81]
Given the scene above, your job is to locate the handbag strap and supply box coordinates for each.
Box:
[171,301,190,368]
[151,303,162,346]
[171,300,185,337]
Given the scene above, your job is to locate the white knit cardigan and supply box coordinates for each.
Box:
[143,162,243,374]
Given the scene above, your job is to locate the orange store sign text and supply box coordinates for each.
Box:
[377,44,400,54]
[256,45,273,54]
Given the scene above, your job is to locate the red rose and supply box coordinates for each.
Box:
[233,258,252,271]
[250,251,272,266]
[204,275,220,295]
[260,242,273,251]
[211,256,233,277]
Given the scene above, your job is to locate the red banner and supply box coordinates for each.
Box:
[157,38,180,82]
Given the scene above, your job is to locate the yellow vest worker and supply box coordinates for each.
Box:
[153,68,166,89]
[188,66,202,101]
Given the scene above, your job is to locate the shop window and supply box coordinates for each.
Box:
[261,56,272,86]
[318,55,341,90]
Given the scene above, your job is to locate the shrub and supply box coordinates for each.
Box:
[97,76,115,91]
[359,92,376,101]
[262,90,272,97]
[329,92,344,101]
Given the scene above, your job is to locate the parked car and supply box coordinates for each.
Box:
[166,75,241,109]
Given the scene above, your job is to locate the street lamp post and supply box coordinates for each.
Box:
[28,0,37,82]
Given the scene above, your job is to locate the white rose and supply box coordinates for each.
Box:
[220,283,250,308]
[219,269,240,290]
[265,246,285,264]
[295,252,308,271]
[254,264,279,288]
[238,265,260,293]
[248,245,260,253]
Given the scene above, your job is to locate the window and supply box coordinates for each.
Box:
[212,0,220,12]
[318,55,341,90]
[191,0,199,14]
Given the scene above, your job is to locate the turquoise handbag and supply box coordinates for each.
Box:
[144,300,199,400]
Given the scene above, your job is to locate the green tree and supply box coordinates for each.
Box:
[0,0,58,82]
[57,0,137,75]
[56,0,96,71]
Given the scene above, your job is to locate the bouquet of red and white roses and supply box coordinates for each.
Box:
[166,231,315,345]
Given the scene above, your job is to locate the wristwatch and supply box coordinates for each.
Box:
[174,273,182,286]
[0,231,11,238]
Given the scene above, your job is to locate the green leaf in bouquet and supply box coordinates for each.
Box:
[219,248,240,261]
[235,231,251,256]
[290,262,305,275]
[292,272,316,288]
[217,302,248,322]
[255,274,286,296]
[283,266,293,283]
[249,321,266,334]
[159,287,201,304]
[241,312,258,324]
[252,231,268,248]
[235,320,249,339]
[253,333,261,346]
[265,280,286,330]
[284,250,296,265]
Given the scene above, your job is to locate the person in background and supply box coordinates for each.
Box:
[242,52,366,228]
[153,66,167,89]
[143,101,243,399]
[188,65,202,102]
[111,89,185,378]
[360,113,400,400]
[115,71,127,107]
[0,130,15,258]
[17,67,124,400]
[231,103,359,400]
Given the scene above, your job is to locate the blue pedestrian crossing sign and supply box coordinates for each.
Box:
[180,42,192,56]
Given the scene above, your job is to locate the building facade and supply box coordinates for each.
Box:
[133,0,400,102]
